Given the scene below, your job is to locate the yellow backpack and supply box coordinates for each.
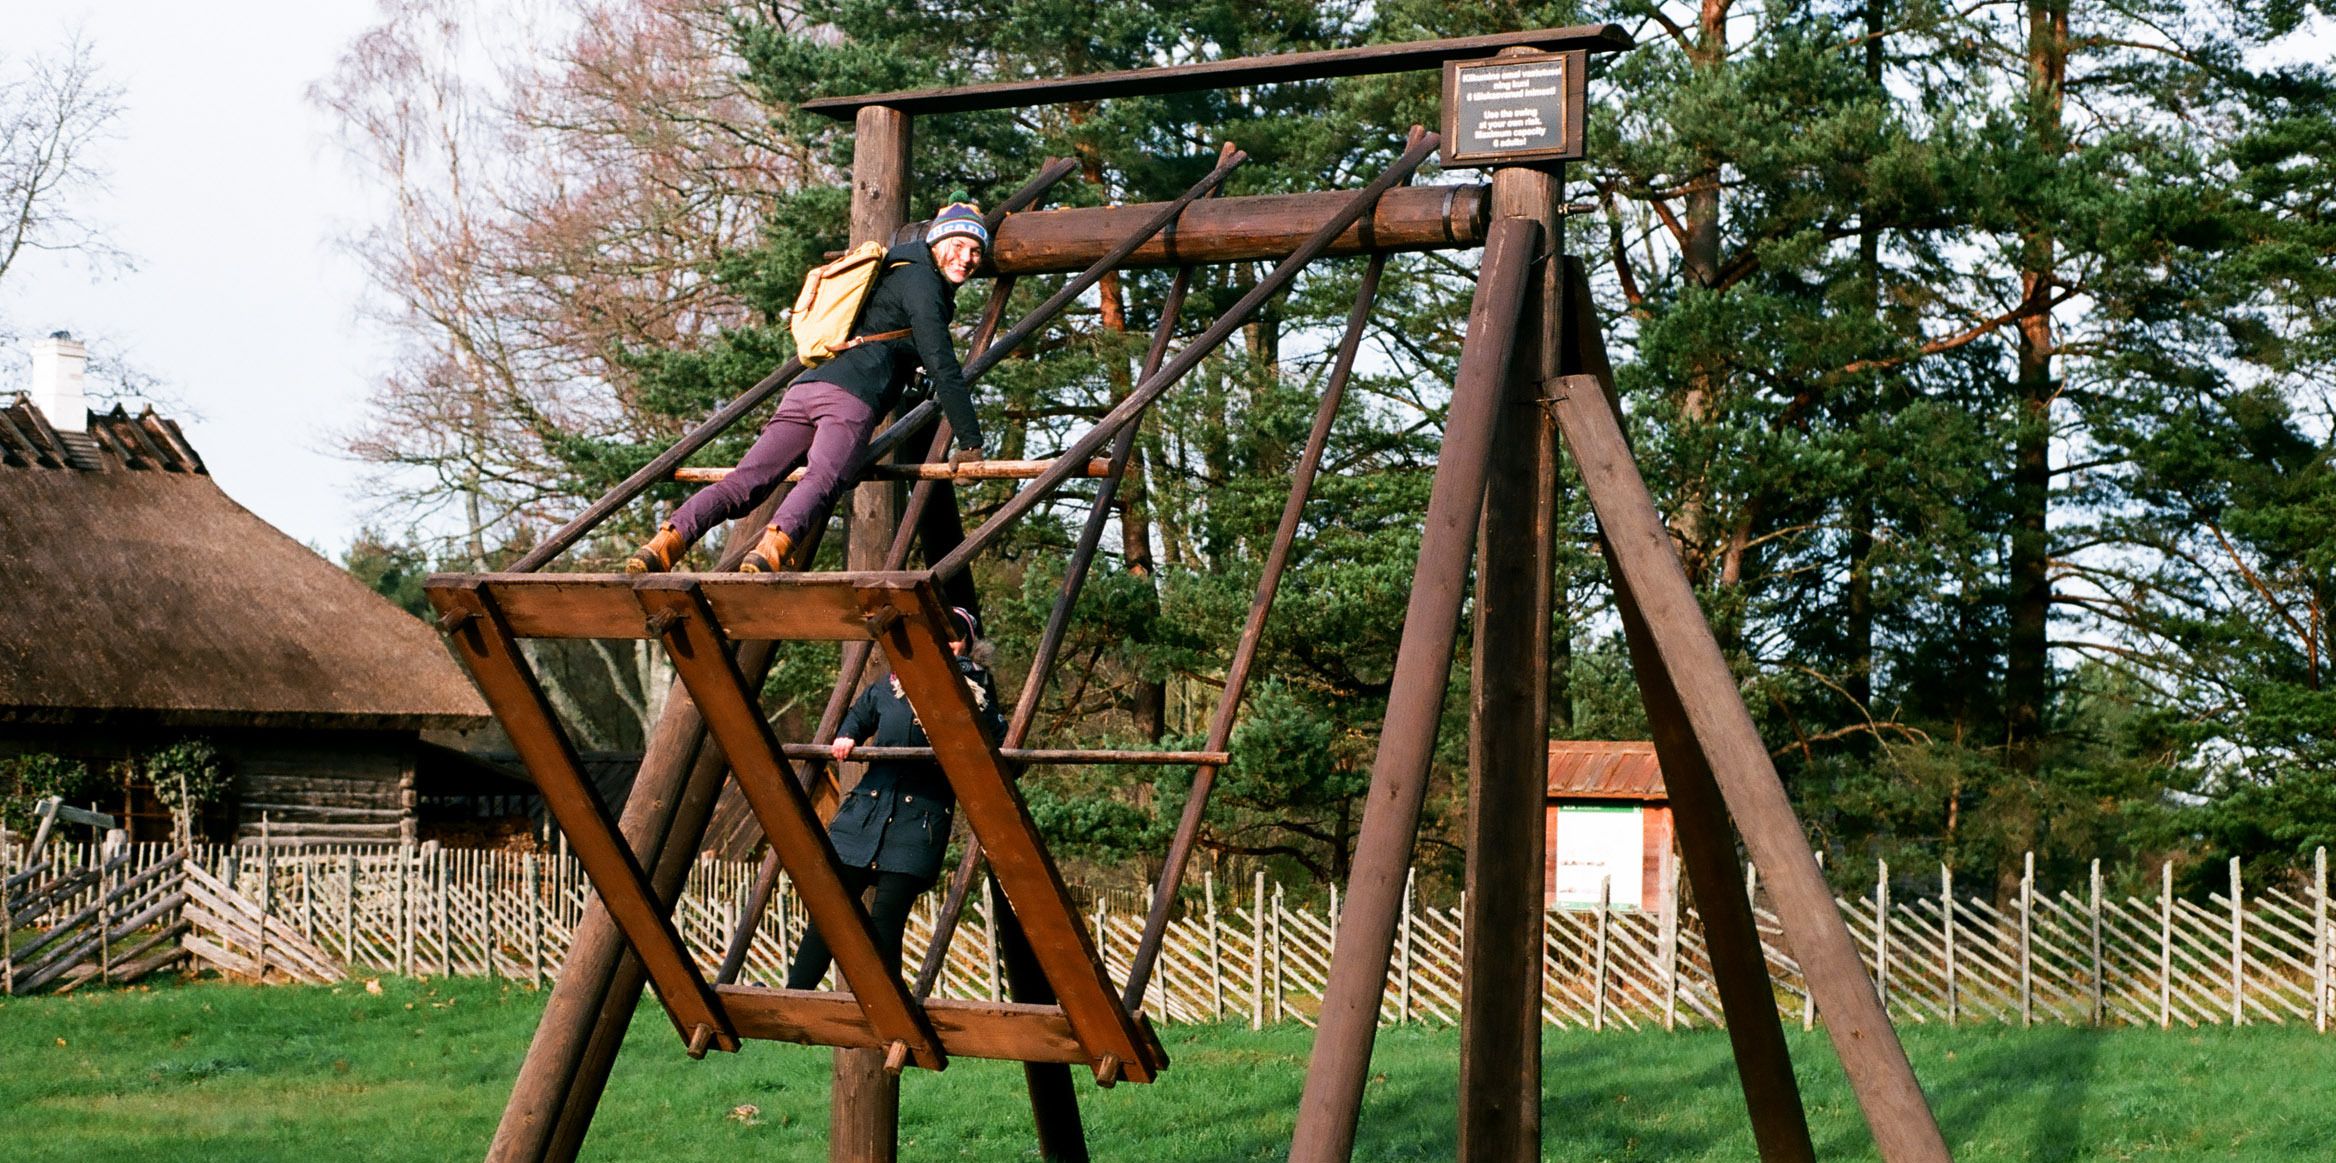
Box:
[790,241,911,366]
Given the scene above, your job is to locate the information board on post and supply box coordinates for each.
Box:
[1439,49,1588,168]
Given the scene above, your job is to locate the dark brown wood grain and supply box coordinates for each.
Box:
[796,26,1630,119]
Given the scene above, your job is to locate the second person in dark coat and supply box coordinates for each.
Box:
[785,606,1004,989]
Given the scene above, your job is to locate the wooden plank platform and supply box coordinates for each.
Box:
[426,572,933,641]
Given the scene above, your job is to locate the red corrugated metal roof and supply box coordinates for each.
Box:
[1547,741,1665,801]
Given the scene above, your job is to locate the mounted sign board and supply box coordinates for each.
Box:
[1549,803,1644,909]
[1439,49,1588,167]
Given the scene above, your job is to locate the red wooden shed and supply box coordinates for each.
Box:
[1545,740,1674,912]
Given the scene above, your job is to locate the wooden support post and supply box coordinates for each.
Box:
[1290,216,1539,1163]
[2,822,14,996]
[1460,154,1563,1163]
[833,101,912,1163]
[1553,323,1945,1155]
[398,846,413,977]
[1551,273,1817,1161]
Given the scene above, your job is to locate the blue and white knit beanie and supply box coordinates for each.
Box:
[926,202,990,251]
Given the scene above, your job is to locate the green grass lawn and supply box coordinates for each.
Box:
[3,975,2331,1160]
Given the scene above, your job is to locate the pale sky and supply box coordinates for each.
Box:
[2,1,391,552]
[2,4,2329,556]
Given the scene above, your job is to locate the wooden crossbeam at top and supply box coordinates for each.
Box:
[795,25,1632,120]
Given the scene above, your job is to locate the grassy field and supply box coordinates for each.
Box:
[3,975,2332,1161]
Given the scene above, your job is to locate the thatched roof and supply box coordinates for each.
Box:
[1547,741,1666,801]
[0,398,489,730]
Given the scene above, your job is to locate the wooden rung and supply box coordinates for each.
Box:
[717,986,1114,1069]
[674,457,1112,483]
[780,744,1230,766]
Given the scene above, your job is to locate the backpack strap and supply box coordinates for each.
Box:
[836,327,912,352]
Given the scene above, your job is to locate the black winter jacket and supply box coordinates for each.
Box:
[797,240,985,452]
[826,656,1005,880]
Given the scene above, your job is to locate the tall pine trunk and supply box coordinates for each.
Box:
[2007,1,2066,781]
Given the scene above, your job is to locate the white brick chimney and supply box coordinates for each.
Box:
[30,331,90,433]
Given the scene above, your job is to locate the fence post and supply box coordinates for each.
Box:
[341,854,357,968]
[396,847,412,976]
[1940,863,1957,1027]
[2088,858,2104,1027]
[2020,850,2034,1028]
[1397,869,1414,1025]
[98,835,116,985]
[1250,871,1266,1030]
[298,857,313,943]
[1800,850,1819,1031]
[437,847,453,979]
[484,854,500,979]
[2307,845,2326,1036]
[1874,858,1889,1015]
[1271,882,1287,1024]
[2,820,14,996]
[2228,855,2244,1026]
[1592,875,1612,1032]
[982,877,1002,1002]
[1205,871,1225,1021]
[1659,855,1679,1032]
[525,852,544,987]
[2158,860,2173,1030]
[258,818,273,981]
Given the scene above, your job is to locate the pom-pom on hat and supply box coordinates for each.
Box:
[926,202,990,252]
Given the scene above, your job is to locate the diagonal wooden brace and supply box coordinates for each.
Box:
[865,581,1163,1084]
[426,578,737,1056]
[632,577,946,1072]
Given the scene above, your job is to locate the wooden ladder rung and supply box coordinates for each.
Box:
[780,744,1229,766]
[717,986,1107,1068]
[674,457,1112,483]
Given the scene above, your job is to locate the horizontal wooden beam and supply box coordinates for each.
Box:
[963,184,1488,275]
[779,745,1230,766]
[796,25,1632,119]
[424,572,935,640]
[717,986,1094,1066]
[674,457,1111,484]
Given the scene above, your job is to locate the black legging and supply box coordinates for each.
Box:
[784,866,937,989]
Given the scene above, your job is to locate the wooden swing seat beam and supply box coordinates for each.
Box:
[795,25,1629,119]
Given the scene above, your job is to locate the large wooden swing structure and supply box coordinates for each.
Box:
[424,25,1955,1163]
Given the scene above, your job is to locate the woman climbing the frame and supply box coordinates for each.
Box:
[627,203,993,574]
[786,605,1003,987]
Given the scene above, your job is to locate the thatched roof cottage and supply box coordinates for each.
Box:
[0,334,491,844]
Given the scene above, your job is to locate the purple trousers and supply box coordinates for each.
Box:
[667,381,877,544]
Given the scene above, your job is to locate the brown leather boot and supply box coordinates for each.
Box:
[738,526,796,573]
[625,526,687,574]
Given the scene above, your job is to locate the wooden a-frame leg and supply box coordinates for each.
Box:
[1288,217,1542,1163]
[869,584,1159,1083]
[429,580,736,1055]
[1548,370,1952,1163]
[635,578,945,1072]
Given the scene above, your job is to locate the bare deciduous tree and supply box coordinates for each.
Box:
[0,32,125,338]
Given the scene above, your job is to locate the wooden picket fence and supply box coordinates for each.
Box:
[5,835,2331,1033]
